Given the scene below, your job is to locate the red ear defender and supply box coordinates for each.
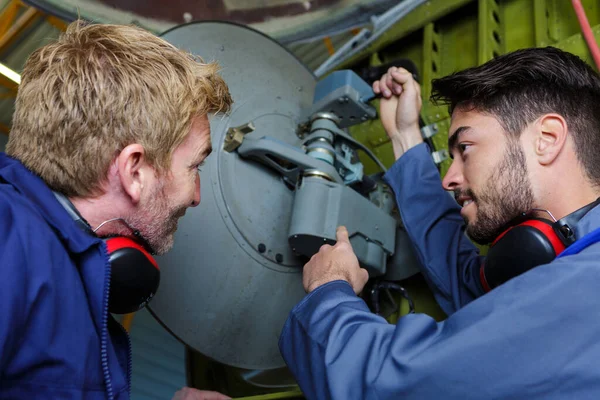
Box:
[104,237,160,314]
[480,219,566,292]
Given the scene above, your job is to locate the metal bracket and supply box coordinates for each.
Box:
[420,123,439,139]
[314,0,427,77]
[223,122,255,152]
[431,149,449,165]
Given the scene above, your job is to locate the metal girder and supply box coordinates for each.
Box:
[478,0,503,63]
[337,0,473,71]
[0,0,20,38]
[553,22,600,66]
[534,0,550,45]
[0,0,69,132]
[0,5,42,54]
[46,14,66,31]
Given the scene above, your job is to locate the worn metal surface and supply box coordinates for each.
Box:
[148,21,315,370]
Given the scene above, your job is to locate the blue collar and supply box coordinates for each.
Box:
[0,153,101,254]
[557,226,600,258]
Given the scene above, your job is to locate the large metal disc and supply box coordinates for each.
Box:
[149,21,316,370]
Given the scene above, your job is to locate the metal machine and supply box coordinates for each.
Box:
[149,21,421,386]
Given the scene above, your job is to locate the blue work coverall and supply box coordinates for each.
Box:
[0,153,131,399]
[279,143,600,399]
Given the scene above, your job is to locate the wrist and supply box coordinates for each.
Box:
[390,127,423,159]
[307,274,350,293]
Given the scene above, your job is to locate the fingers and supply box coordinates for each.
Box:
[375,67,416,99]
[361,268,369,284]
[390,68,414,84]
[392,81,403,95]
[336,226,350,244]
[373,80,380,94]
[354,268,370,295]
[203,392,232,400]
[319,244,332,252]
[414,79,421,96]
[386,72,394,97]
[171,388,232,400]
[378,74,391,98]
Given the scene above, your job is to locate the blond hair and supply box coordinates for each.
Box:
[7,20,232,197]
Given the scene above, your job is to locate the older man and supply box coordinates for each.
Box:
[0,21,232,399]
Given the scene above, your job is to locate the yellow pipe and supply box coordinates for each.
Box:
[323,36,335,56]
[0,0,20,38]
[0,7,41,53]
[121,313,135,332]
[46,15,67,32]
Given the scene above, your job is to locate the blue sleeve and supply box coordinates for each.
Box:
[384,143,485,314]
[0,197,28,370]
[279,260,600,400]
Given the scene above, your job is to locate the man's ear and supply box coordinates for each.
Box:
[534,114,568,166]
[115,144,153,205]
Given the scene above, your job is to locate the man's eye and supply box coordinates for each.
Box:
[459,143,471,153]
[196,162,205,172]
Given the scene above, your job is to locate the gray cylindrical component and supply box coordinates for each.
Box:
[384,227,422,281]
[306,139,335,165]
[288,176,396,276]
[149,22,315,370]
[288,177,340,255]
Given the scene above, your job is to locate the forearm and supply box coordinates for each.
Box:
[280,264,587,400]
[384,143,485,315]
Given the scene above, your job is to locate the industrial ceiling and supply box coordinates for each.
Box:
[0,0,404,133]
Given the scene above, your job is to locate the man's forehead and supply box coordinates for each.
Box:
[192,116,211,144]
[449,109,499,134]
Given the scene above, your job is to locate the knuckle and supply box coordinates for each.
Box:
[319,244,331,252]
[338,242,351,251]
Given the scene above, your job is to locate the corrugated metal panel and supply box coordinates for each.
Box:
[0,0,397,131]
[287,30,355,71]
[128,309,187,400]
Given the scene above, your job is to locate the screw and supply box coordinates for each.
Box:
[276,253,283,263]
[258,243,266,253]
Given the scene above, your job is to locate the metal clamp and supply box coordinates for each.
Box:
[420,123,439,139]
[223,122,255,152]
[431,149,449,165]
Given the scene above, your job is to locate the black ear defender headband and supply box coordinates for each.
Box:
[480,198,600,292]
[54,192,160,314]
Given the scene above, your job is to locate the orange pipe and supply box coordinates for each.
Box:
[571,0,600,71]
[121,313,135,332]
[323,37,335,56]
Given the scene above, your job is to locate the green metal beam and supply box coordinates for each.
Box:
[337,0,475,71]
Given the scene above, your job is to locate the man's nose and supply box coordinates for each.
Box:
[191,174,201,207]
[441,159,464,191]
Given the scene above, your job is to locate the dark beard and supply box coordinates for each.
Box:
[463,140,535,245]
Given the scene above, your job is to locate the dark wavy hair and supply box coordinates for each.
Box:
[431,46,600,185]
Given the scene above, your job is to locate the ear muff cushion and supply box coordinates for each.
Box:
[482,219,566,291]
[105,237,158,269]
[105,237,160,314]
